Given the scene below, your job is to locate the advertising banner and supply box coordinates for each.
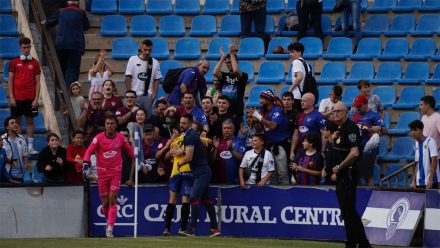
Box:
[424,189,440,248]
[362,191,424,246]
[89,185,372,239]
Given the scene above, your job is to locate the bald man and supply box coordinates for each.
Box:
[331,102,372,248]
[167,60,210,106]
[290,93,326,161]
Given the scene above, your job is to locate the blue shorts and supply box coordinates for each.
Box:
[168,173,194,196]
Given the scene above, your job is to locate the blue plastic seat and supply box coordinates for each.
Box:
[371,62,401,85]
[130,15,156,37]
[384,164,408,188]
[432,49,440,61]
[175,0,200,15]
[404,38,436,61]
[383,140,414,160]
[317,62,346,84]
[239,61,255,82]
[32,136,48,154]
[397,62,429,84]
[237,37,265,60]
[267,0,285,13]
[21,112,46,134]
[426,64,440,85]
[247,86,275,107]
[0,110,8,132]
[32,162,44,184]
[218,15,241,36]
[279,86,290,98]
[255,61,285,84]
[373,164,381,186]
[332,15,353,37]
[23,169,32,184]
[204,61,218,83]
[384,111,391,129]
[101,15,127,37]
[384,14,415,36]
[231,0,239,14]
[189,15,217,37]
[319,15,332,36]
[119,0,145,14]
[388,112,420,135]
[372,86,396,108]
[205,37,233,60]
[266,37,292,60]
[0,0,12,14]
[3,61,9,82]
[316,86,333,108]
[159,15,185,37]
[150,38,169,60]
[156,86,168,100]
[362,14,390,36]
[159,60,183,82]
[419,0,440,11]
[351,38,382,60]
[411,14,440,36]
[251,15,275,35]
[203,0,229,14]
[368,0,397,12]
[146,0,172,15]
[91,0,117,14]
[392,0,422,12]
[111,38,138,60]
[377,38,408,60]
[0,15,18,36]
[323,37,353,60]
[341,86,358,106]
[286,0,296,12]
[322,0,336,12]
[343,62,374,84]
[378,137,389,161]
[392,86,424,109]
[0,37,19,59]
[174,38,201,60]
[0,87,8,107]
[299,37,323,59]
[433,88,440,109]
[278,15,298,37]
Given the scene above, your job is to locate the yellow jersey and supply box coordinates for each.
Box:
[170,134,190,177]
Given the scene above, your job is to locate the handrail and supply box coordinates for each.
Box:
[380,161,416,188]
[29,0,79,133]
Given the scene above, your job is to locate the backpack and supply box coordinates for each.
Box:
[283,11,299,31]
[298,59,319,104]
[162,67,189,94]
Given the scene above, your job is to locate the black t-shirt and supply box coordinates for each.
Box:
[219,71,248,117]
[332,119,361,170]
[286,109,298,138]
[150,115,170,139]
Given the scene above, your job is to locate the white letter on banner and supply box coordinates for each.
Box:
[97,206,104,218]
[122,205,134,218]
[249,206,261,223]
[281,206,295,224]
[306,208,319,225]
[221,206,234,223]
[330,208,344,226]
[144,204,164,222]
[295,207,307,224]
[314,208,331,225]
[263,206,277,223]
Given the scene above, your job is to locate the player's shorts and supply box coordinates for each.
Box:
[11,100,36,118]
[168,173,194,196]
[97,168,122,198]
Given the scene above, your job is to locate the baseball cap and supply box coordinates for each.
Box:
[352,94,368,108]
[143,124,154,132]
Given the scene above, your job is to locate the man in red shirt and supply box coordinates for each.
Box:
[8,37,40,155]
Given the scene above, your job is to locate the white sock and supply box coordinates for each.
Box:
[27,137,34,150]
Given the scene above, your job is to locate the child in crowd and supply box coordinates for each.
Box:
[101,79,123,114]
[318,85,342,121]
[36,133,67,184]
[350,80,384,119]
[66,130,86,184]
[68,81,84,120]
[0,136,21,184]
[88,49,114,100]
[238,113,263,151]
[290,133,323,185]
[409,120,440,189]
[206,76,222,106]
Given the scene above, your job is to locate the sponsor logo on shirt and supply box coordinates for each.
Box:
[220,151,232,159]
[103,150,118,158]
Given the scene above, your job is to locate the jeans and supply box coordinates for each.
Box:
[57,49,81,87]
[240,7,267,39]
[342,0,361,40]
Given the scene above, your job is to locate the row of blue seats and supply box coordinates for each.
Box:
[99,13,440,38]
[90,0,440,15]
[107,36,440,62]
[0,108,46,133]
[0,0,12,14]
[0,14,18,36]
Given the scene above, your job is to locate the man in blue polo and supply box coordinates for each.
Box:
[177,114,220,237]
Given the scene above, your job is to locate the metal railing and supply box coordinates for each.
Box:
[28,0,79,133]
[380,161,416,189]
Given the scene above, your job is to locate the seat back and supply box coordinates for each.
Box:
[320,62,346,81]
[348,62,374,80]
[119,0,145,14]
[147,0,172,14]
[409,38,436,56]
[190,15,217,36]
[111,38,138,59]
[372,86,396,107]
[159,15,185,36]
[389,14,416,32]
[130,15,156,36]
[101,15,127,36]
[174,0,200,15]
[382,38,409,56]
[395,112,420,129]
[364,14,390,33]
[355,38,382,56]
[150,37,169,60]
[376,62,402,80]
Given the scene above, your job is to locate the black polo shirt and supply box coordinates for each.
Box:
[333,118,361,170]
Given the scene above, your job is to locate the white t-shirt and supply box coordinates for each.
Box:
[414,137,440,186]
[421,112,440,150]
[240,149,275,185]
[291,59,308,100]
[125,55,162,96]
[88,70,110,86]
[318,98,335,113]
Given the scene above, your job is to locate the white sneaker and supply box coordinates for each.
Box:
[28,148,39,155]
[106,226,114,238]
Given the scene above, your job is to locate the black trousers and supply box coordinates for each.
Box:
[335,169,370,248]
[296,1,323,40]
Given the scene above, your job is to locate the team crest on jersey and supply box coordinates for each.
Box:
[349,134,357,143]
[220,151,232,159]
[28,65,33,70]
[92,137,98,144]
[306,117,312,122]
[113,141,119,147]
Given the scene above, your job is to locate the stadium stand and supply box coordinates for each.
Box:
[388,112,421,135]
[317,62,346,84]
[204,61,217,83]
[384,164,408,188]
[372,86,396,108]
[0,14,18,36]
[351,38,381,60]
[341,86,358,106]
[367,0,397,12]
[218,15,241,36]
[392,0,422,12]
[392,86,425,109]
[189,15,217,37]
[159,15,186,37]
[203,0,229,15]
[377,38,408,60]
[146,0,172,15]
[150,37,170,60]
[322,37,353,60]
[130,15,156,37]
[101,15,127,37]
[205,37,232,60]
[404,38,436,61]
[370,62,402,85]
[362,14,390,36]
[118,0,145,14]
[255,61,285,84]
[426,64,440,85]
[0,37,19,59]
[0,0,12,14]
[267,0,285,14]
[174,38,201,60]
[299,37,323,59]
[111,38,138,59]
[247,86,275,107]
[411,14,440,36]
[384,14,416,36]
[238,61,255,82]
[266,37,292,60]
[419,0,440,11]
[91,0,117,14]
[237,37,265,60]
[174,0,201,15]
[397,62,430,84]
[382,138,414,162]
[343,62,374,84]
